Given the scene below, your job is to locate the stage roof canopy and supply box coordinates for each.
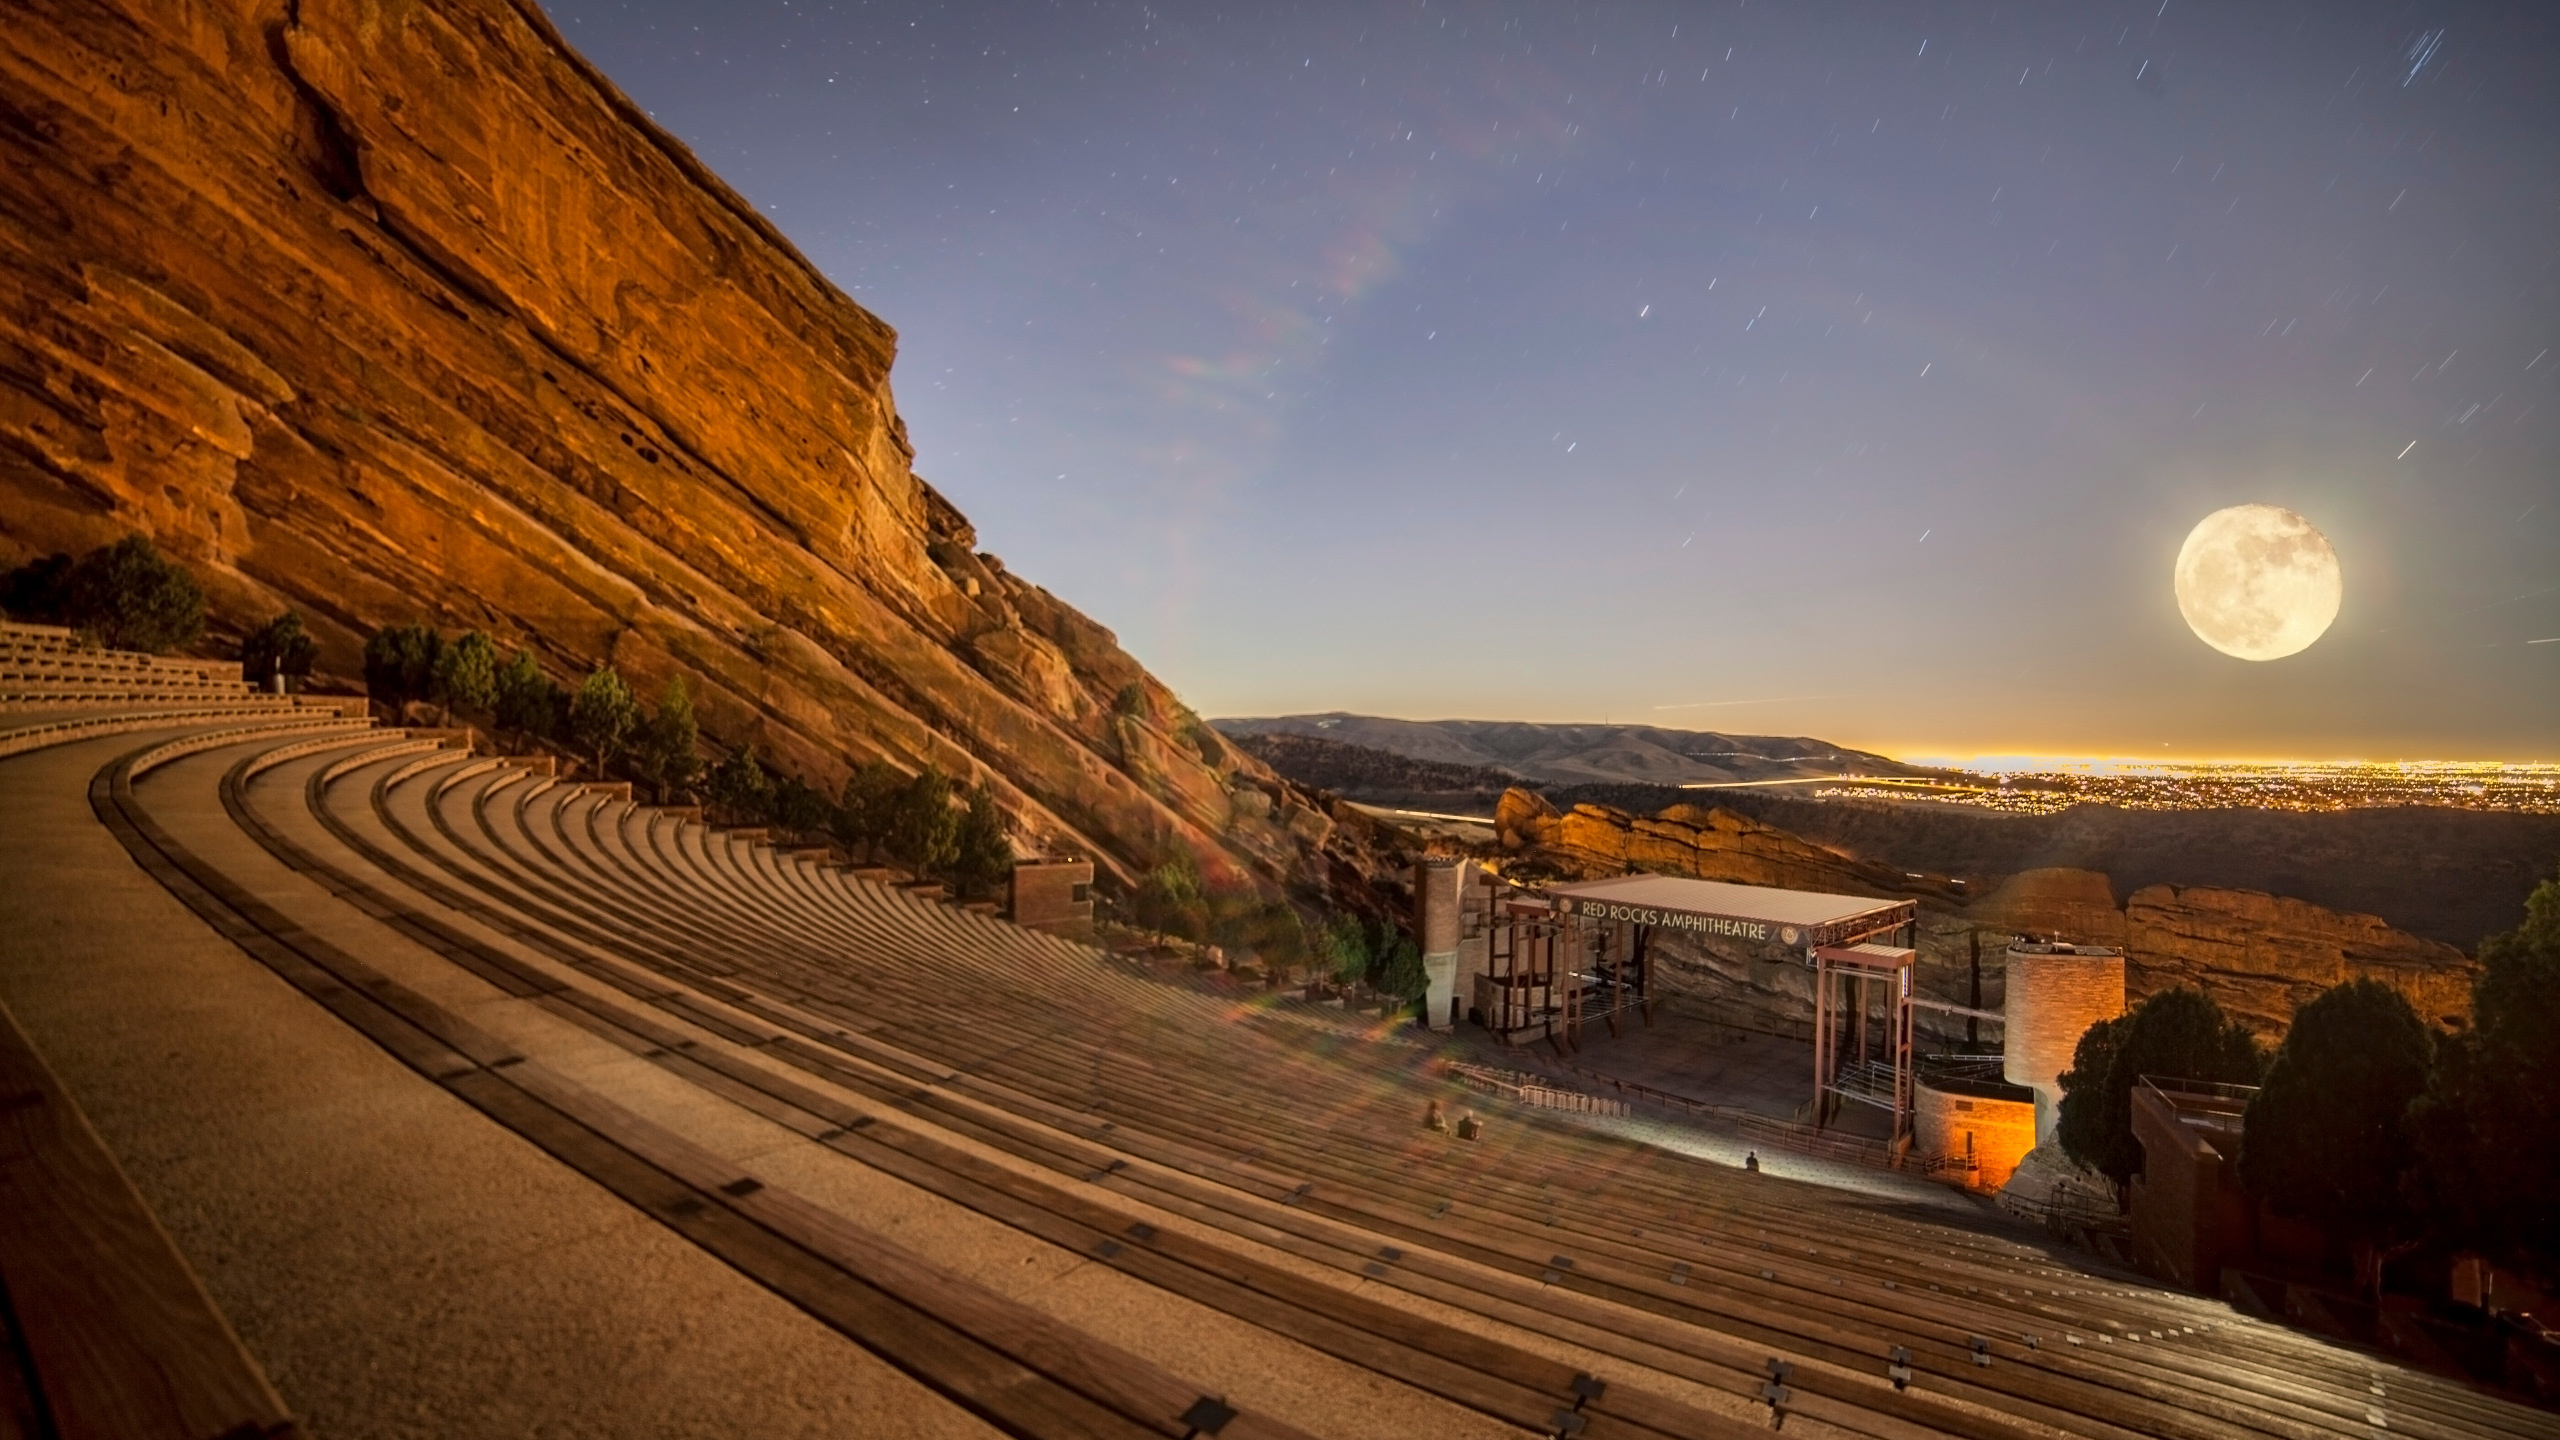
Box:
[1544,875,1914,949]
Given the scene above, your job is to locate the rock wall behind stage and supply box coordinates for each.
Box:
[1499,793,2481,1045]
[0,0,1342,890]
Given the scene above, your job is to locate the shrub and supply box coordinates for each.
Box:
[1251,903,1311,987]
[364,622,442,709]
[566,665,638,774]
[42,536,205,652]
[2239,979,2432,1243]
[238,610,319,686]
[1131,853,1208,942]
[951,780,1014,901]
[431,630,500,721]
[2057,986,2265,1190]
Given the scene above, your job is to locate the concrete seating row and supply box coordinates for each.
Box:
[11,670,2544,1439]
[95,725,1345,1440]
[295,745,2549,1440]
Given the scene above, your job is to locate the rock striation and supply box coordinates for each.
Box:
[2120,882,2477,1038]
[0,0,1332,889]
[1494,788,1963,903]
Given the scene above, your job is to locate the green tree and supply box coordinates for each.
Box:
[566,664,638,775]
[238,610,319,687]
[951,780,1014,901]
[886,764,961,879]
[363,622,442,710]
[1378,932,1428,1015]
[2409,869,2560,1273]
[2058,987,2265,1190]
[430,630,500,723]
[2054,1014,2130,1178]
[493,648,558,743]
[1131,853,1208,942]
[58,535,204,652]
[2239,979,2433,1245]
[834,760,903,859]
[1316,913,1370,987]
[771,773,837,836]
[635,675,701,796]
[705,744,774,824]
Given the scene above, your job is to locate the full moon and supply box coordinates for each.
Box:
[2172,504,2342,661]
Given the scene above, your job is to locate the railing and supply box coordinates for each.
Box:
[1996,1186,2131,1239]
[1440,1061,1632,1117]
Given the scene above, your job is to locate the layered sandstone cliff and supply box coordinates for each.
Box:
[1499,792,2481,1042]
[0,0,1333,887]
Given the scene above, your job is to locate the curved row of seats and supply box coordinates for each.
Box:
[248,730,2556,1436]
[7,638,2551,1439]
[0,622,290,710]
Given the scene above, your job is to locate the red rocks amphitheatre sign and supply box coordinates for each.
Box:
[1546,875,1916,951]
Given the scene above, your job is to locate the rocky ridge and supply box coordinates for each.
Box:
[0,0,1341,891]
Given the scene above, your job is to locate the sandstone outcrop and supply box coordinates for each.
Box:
[0,0,1331,889]
[1494,787,1963,902]
[2122,883,2479,1038]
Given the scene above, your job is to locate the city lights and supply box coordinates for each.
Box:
[1813,760,2560,815]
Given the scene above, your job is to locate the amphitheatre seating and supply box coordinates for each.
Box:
[1,632,2552,1437]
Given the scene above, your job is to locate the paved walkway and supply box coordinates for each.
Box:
[0,728,1000,1439]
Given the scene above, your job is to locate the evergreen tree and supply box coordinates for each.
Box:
[2059,987,2265,1190]
[1379,933,1428,1011]
[238,610,319,687]
[363,622,442,710]
[57,535,204,652]
[834,760,903,859]
[492,647,558,743]
[565,664,637,775]
[1316,913,1369,987]
[886,764,960,878]
[636,675,701,795]
[430,630,499,722]
[2054,1014,2130,1176]
[2239,979,2433,1243]
[2409,869,2560,1273]
[951,780,1014,901]
[771,773,837,836]
[705,744,775,824]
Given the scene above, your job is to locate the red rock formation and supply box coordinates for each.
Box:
[2122,884,2478,1039]
[1963,868,2131,950]
[1495,788,1959,901]
[0,0,1321,889]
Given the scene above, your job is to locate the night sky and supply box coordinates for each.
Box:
[548,0,2558,759]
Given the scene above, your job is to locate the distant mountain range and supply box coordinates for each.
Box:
[1207,713,1930,788]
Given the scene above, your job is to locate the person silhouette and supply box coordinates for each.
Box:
[1424,1099,1449,1132]
[1744,1150,1761,1173]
